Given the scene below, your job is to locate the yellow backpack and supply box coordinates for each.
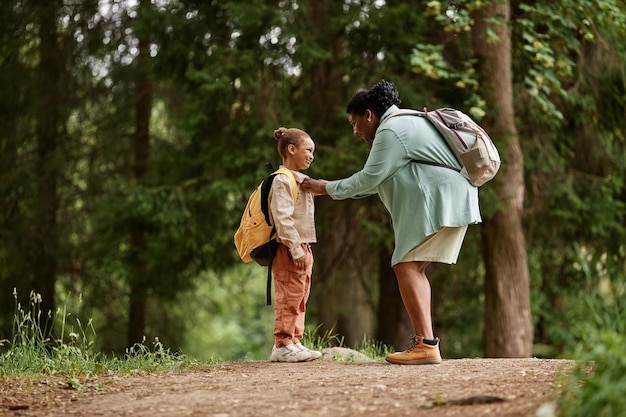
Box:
[234,166,297,303]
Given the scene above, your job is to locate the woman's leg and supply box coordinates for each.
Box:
[387,260,441,364]
[393,261,434,339]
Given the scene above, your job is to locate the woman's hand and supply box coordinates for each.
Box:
[302,178,329,195]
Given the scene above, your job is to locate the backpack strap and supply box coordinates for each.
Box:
[379,109,424,125]
[274,166,298,203]
[381,109,461,174]
[266,259,273,305]
[260,167,298,226]
[410,159,461,173]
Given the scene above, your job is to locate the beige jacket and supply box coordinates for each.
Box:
[268,167,316,260]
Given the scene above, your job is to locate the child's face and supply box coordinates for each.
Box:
[288,136,315,170]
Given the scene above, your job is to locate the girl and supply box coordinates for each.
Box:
[267,127,321,362]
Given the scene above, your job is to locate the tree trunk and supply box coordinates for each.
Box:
[127,0,153,347]
[295,0,347,129]
[472,1,534,357]
[295,0,379,346]
[34,0,63,322]
[314,199,376,346]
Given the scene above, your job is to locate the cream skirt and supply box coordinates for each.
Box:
[400,226,468,264]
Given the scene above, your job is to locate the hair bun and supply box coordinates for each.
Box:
[273,127,287,141]
[371,79,401,108]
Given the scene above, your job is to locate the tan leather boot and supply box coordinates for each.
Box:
[385,335,442,365]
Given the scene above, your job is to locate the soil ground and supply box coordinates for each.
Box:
[1,357,575,417]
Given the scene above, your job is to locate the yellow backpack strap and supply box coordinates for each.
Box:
[274,166,298,203]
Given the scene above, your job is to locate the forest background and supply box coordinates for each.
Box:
[0,0,625,363]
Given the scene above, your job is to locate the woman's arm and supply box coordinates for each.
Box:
[327,128,408,200]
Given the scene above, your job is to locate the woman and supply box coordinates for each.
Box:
[302,80,481,364]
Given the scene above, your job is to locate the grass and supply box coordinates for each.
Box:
[1,291,388,380]
[0,290,210,379]
[300,323,393,361]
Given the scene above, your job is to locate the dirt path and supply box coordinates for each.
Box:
[1,358,575,417]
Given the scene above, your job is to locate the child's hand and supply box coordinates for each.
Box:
[293,244,313,270]
[293,253,307,271]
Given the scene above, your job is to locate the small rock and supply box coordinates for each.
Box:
[320,347,375,362]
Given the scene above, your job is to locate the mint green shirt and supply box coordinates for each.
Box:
[326,105,482,266]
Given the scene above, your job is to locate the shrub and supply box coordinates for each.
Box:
[558,331,626,417]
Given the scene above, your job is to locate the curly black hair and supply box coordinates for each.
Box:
[346,79,401,117]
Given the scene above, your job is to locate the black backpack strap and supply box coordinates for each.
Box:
[266,225,276,306]
[261,165,278,305]
[411,159,461,173]
[260,162,279,306]
[260,174,277,226]
[266,258,273,305]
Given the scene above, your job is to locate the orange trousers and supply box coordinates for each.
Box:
[272,243,313,347]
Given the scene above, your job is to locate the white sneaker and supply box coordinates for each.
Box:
[269,344,312,362]
[296,342,322,360]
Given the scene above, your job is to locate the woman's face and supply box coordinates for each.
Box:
[348,110,379,143]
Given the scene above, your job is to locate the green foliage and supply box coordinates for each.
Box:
[530,243,626,356]
[515,0,626,359]
[407,2,489,119]
[557,332,626,417]
[173,265,276,362]
[1,0,626,365]
[567,246,626,346]
[410,44,485,119]
[540,243,626,415]
[514,0,626,125]
[556,263,626,417]
[424,0,474,33]
[416,0,626,126]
